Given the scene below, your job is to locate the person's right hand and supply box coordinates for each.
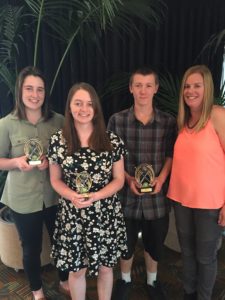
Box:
[14,155,34,172]
[127,175,143,196]
[218,205,225,227]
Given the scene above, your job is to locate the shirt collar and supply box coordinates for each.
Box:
[128,105,161,124]
[10,112,44,124]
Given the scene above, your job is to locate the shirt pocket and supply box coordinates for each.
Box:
[10,135,27,158]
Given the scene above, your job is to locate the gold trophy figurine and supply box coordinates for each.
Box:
[24,138,43,165]
[75,171,92,200]
[135,163,155,193]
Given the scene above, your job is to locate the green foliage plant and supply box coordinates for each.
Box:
[0,0,166,98]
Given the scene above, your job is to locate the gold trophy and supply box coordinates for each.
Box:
[135,163,155,193]
[24,138,43,165]
[75,171,92,199]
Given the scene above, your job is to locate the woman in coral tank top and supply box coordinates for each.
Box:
[168,65,225,300]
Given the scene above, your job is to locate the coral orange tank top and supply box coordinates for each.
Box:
[167,120,225,208]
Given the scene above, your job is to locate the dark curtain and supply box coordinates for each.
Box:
[0,0,225,119]
[101,0,225,119]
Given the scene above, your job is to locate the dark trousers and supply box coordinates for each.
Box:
[173,202,222,300]
[11,205,68,291]
[122,215,169,261]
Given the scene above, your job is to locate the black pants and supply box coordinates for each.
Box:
[122,215,169,261]
[11,205,68,291]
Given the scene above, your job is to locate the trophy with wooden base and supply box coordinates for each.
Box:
[24,138,43,165]
[135,163,155,193]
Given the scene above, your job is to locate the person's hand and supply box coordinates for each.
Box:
[127,175,143,196]
[218,205,225,227]
[37,155,49,171]
[15,155,34,172]
[71,192,93,208]
[151,176,164,194]
[87,192,98,202]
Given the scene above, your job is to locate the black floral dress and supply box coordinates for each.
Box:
[48,130,128,276]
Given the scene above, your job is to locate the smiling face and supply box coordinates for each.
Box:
[129,74,159,107]
[22,75,45,113]
[183,72,205,112]
[70,88,94,126]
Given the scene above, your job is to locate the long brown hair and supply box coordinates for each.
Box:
[14,66,52,120]
[63,82,112,154]
[177,65,214,132]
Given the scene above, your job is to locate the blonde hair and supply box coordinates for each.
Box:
[177,65,214,131]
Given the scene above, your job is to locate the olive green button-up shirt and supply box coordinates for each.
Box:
[0,112,64,213]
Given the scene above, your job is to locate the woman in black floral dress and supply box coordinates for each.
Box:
[48,82,127,300]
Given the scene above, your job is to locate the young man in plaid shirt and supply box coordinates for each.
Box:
[107,67,177,300]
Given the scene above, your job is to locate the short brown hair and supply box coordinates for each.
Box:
[129,66,159,86]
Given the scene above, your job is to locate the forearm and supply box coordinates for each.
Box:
[157,157,172,184]
[50,178,75,201]
[0,157,25,170]
[125,171,133,184]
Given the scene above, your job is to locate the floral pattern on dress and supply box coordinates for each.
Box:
[48,130,128,276]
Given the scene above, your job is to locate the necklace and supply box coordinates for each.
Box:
[187,119,199,129]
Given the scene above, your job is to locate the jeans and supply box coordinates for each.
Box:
[11,205,68,291]
[173,202,222,300]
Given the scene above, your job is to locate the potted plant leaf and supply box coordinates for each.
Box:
[0,0,167,100]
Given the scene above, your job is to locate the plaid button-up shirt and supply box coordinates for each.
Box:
[107,106,177,220]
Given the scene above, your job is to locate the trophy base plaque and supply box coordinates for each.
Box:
[28,160,42,166]
[82,193,90,200]
[140,186,153,193]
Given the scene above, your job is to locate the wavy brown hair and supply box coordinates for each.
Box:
[14,66,52,120]
[177,65,214,132]
[63,82,112,154]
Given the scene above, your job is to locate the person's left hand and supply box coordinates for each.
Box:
[37,155,49,171]
[151,177,164,194]
[218,205,225,227]
[87,192,98,203]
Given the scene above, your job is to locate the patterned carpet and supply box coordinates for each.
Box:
[1,240,225,299]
